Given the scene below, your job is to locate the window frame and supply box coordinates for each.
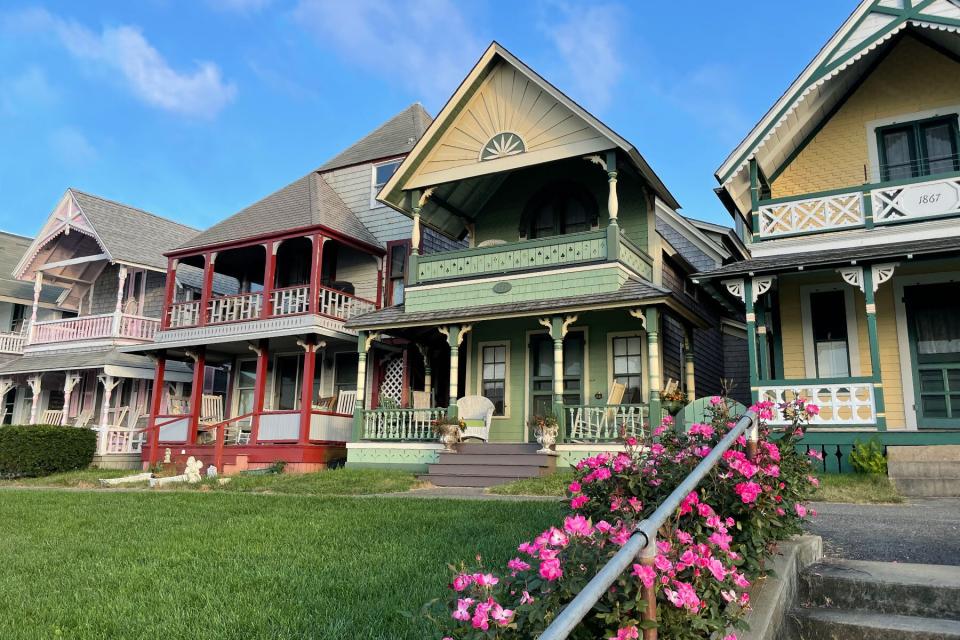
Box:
[875,114,960,182]
[370,158,403,209]
[800,284,861,378]
[607,331,648,405]
[477,341,510,418]
[385,240,410,306]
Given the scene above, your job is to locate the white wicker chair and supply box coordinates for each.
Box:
[456,396,495,442]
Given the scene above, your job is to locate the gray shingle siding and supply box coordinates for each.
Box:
[656,218,717,273]
[323,163,412,246]
[88,265,166,318]
[334,249,379,301]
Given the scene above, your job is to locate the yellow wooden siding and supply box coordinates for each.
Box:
[772,37,960,198]
[875,281,905,429]
[778,277,805,378]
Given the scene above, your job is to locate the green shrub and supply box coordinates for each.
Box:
[849,436,887,475]
[0,426,96,478]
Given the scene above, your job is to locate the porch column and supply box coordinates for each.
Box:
[298,338,321,444]
[606,149,619,225]
[418,344,432,403]
[28,272,42,345]
[644,308,662,424]
[27,374,42,424]
[111,265,128,337]
[97,374,121,454]
[261,241,277,319]
[187,348,206,444]
[743,279,760,402]
[352,331,377,440]
[439,324,470,418]
[683,329,696,400]
[249,339,269,444]
[309,235,325,314]
[0,378,13,424]
[147,354,166,466]
[862,267,888,430]
[161,259,178,329]
[755,295,771,381]
[198,252,216,327]
[63,372,81,423]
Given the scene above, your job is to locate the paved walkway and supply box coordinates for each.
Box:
[370,486,562,501]
[805,498,960,566]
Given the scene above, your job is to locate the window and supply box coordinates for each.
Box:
[334,352,358,395]
[612,336,643,403]
[878,116,959,182]
[235,360,257,417]
[386,241,409,305]
[275,355,303,410]
[481,344,507,416]
[810,290,850,378]
[523,184,597,239]
[1,387,14,425]
[371,160,402,206]
[530,332,584,418]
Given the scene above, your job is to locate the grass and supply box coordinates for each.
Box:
[487,471,572,496]
[0,468,424,496]
[816,473,903,504]
[0,490,565,640]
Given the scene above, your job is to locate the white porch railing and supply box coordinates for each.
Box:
[272,285,310,316]
[757,378,876,425]
[0,330,26,354]
[318,285,377,321]
[31,313,158,345]
[872,174,960,224]
[361,407,446,440]
[757,191,864,238]
[168,301,201,328]
[566,404,649,442]
[207,292,263,324]
[117,314,160,340]
[101,426,147,454]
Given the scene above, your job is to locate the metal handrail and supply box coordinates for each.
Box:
[538,409,758,640]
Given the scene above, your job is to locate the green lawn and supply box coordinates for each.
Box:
[0,490,564,640]
[487,471,573,496]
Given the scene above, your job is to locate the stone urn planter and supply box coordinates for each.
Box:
[530,415,560,455]
[433,418,464,453]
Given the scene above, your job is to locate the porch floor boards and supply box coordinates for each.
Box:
[420,442,556,488]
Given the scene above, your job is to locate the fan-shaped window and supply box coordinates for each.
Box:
[522,184,598,240]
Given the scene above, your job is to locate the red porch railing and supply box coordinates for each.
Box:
[317,285,377,320]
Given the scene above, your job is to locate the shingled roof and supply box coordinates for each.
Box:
[176,172,380,251]
[319,103,432,171]
[69,190,199,271]
[0,232,63,305]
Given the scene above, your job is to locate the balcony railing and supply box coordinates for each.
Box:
[360,407,446,441]
[30,313,159,345]
[756,171,960,239]
[756,377,876,426]
[166,284,378,329]
[566,403,649,442]
[0,330,26,355]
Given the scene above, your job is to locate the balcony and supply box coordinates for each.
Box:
[29,313,160,347]
[756,171,960,240]
[0,330,26,355]
[166,284,377,331]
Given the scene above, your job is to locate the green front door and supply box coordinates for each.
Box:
[906,283,960,428]
[529,332,584,438]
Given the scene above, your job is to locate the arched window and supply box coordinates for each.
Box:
[522,184,598,239]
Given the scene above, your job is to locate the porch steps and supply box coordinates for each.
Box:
[888,445,960,497]
[785,559,960,640]
[421,443,556,488]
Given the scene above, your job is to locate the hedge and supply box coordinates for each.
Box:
[0,426,97,477]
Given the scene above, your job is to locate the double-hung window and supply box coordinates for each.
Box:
[481,345,507,416]
[371,159,402,207]
[612,336,643,403]
[878,116,960,181]
[810,290,851,378]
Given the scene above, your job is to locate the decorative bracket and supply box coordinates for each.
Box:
[27,374,43,394]
[584,154,608,171]
[364,332,381,352]
[837,266,864,292]
[561,315,578,337]
[751,276,774,303]
[184,349,201,363]
[418,187,435,208]
[628,308,646,329]
[537,318,552,333]
[457,324,472,346]
[247,342,264,357]
[97,374,120,391]
[871,263,898,291]
[722,279,745,302]
[63,371,82,395]
[296,339,325,353]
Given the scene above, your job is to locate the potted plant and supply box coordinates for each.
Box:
[529,415,559,455]
[432,416,465,452]
[661,386,687,417]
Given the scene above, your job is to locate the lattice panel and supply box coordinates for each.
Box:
[757,383,876,426]
[758,193,863,237]
[379,356,404,404]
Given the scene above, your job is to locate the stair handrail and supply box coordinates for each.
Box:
[538,409,758,640]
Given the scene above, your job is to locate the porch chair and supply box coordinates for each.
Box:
[569,381,628,442]
[72,411,93,429]
[197,394,224,444]
[336,390,357,415]
[40,409,64,426]
[411,390,433,440]
[457,396,495,442]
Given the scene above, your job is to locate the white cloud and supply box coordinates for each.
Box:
[206,0,273,14]
[3,8,236,119]
[293,0,483,103]
[1,65,58,114]
[49,127,98,165]
[539,2,624,111]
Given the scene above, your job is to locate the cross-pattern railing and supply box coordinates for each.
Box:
[758,191,864,238]
[566,404,648,442]
[272,285,311,316]
[756,378,876,425]
[361,407,446,440]
[168,301,201,328]
[872,174,960,224]
[207,292,263,324]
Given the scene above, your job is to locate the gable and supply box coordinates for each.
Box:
[409,60,611,188]
[14,191,108,281]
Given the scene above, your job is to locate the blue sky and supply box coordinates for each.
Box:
[0,0,857,237]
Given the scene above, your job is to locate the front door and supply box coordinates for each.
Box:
[906,282,960,428]
[529,332,584,436]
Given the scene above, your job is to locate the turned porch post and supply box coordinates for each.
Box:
[261,242,277,319]
[309,234,325,315]
[147,354,166,466]
[161,259,178,329]
[187,349,206,444]
[27,374,42,424]
[62,372,81,423]
[352,331,376,441]
[683,328,696,400]
[644,308,662,424]
[198,252,216,327]
[743,280,759,402]
[249,339,269,444]
[606,149,619,226]
[862,266,888,430]
[444,325,460,417]
[112,265,128,336]
[28,272,42,345]
[298,338,321,444]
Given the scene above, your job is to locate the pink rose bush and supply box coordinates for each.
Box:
[425,398,819,639]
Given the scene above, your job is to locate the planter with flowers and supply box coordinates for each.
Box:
[661,384,688,417]
[529,415,559,455]
[432,416,465,453]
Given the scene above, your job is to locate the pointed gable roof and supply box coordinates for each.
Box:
[716,0,960,216]
[319,103,433,171]
[378,42,679,218]
[176,172,381,251]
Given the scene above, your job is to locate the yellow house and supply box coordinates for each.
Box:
[696,0,960,462]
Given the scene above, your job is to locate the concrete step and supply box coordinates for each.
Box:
[788,608,960,640]
[455,443,542,454]
[889,446,960,463]
[426,463,551,478]
[420,474,519,488]
[436,453,556,467]
[888,477,960,498]
[888,462,960,479]
[800,559,960,620]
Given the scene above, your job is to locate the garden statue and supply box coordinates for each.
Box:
[184,456,203,483]
[163,448,171,464]
[206,465,218,478]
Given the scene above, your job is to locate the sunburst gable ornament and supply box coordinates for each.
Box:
[479,132,526,161]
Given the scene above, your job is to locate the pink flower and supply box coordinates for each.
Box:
[452,574,472,591]
[546,527,570,547]
[806,403,820,416]
[674,581,701,611]
[632,563,656,588]
[654,554,673,572]
[676,530,693,545]
[507,557,530,573]
[724,635,739,640]
[709,531,732,551]
[564,515,594,537]
[707,558,727,581]
[471,600,491,630]
[539,557,563,581]
[732,572,750,588]
[490,601,514,626]
[595,467,612,481]
[568,481,582,494]
[452,597,474,621]
[664,587,684,608]
[610,526,631,546]
[679,491,699,515]
[520,590,535,605]
[628,497,643,512]
[610,627,640,640]
[734,481,762,504]
[807,475,820,487]
[795,503,808,518]
[808,449,824,461]
[472,573,499,587]
[571,495,589,510]
[710,396,723,405]
[596,520,613,533]
[626,436,638,446]
[697,502,715,518]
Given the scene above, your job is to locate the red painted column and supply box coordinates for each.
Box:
[188,348,206,445]
[250,338,269,445]
[310,234,324,313]
[198,252,216,327]
[298,339,317,444]
[147,355,166,466]
[261,241,276,319]
[160,259,178,330]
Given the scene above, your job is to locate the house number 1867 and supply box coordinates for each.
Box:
[918,193,942,204]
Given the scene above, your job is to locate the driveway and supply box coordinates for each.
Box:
[805,498,960,565]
